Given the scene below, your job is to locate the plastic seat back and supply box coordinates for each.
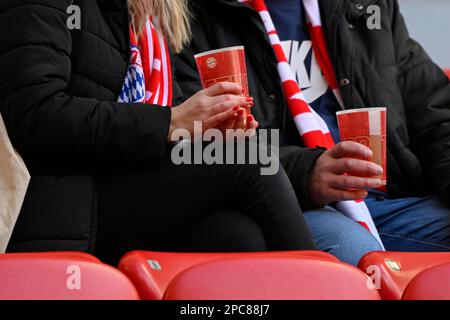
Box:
[402,263,450,300]
[119,250,337,300]
[0,252,139,300]
[164,257,380,300]
[358,251,450,300]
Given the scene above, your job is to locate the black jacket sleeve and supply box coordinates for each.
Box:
[279,146,324,211]
[391,1,450,203]
[0,0,171,169]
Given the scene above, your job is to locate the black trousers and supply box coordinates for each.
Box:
[95,143,316,264]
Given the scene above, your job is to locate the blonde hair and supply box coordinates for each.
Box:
[129,0,191,53]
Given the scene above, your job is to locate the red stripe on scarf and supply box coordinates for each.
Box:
[164,40,173,106]
[307,24,339,90]
[129,17,172,107]
[139,25,152,101]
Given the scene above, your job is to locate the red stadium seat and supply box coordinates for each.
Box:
[119,250,338,300]
[0,252,139,300]
[402,263,450,300]
[163,257,381,300]
[358,251,450,300]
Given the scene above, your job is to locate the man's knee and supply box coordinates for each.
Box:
[304,207,382,266]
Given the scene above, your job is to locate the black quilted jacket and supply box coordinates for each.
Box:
[1,0,175,253]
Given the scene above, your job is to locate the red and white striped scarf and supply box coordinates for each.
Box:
[240,0,385,249]
[119,17,172,106]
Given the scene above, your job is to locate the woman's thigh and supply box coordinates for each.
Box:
[179,211,268,252]
[95,148,315,263]
[95,161,248,262]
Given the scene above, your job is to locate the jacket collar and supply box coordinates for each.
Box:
[213,0,345,13]
[210,0,347,49]
[212,0,380,16]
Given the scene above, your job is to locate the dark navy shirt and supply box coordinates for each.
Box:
[265,0,342,145]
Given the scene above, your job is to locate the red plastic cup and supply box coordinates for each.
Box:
[195,46,249,116]
[336,108,387,185]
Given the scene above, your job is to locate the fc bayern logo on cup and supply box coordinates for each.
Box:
[206,57,217,69]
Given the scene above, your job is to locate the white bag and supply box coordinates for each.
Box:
[0,113,30,253]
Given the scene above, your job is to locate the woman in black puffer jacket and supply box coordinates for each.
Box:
[0,0,315,264]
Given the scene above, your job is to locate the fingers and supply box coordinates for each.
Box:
[243,115,258,137]
[219,113,258,140]
[329,175,383,190]
[206,100,240,119]
[203,103,238,130]
[328,141,373,160]
[202,82,242,97]
[234,108,246,129]
[247,115,259,130]
[327,188,369,202]
[208,94,249,107]
[220,115,236,131]
[330,157,383,176]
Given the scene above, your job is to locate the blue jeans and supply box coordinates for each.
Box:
[366,191,450,252]
[304,193,450,266]
[304,207,383,266]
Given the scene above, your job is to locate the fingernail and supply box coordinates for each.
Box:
[246,97,254,102]
[369,164,383,175]
[370,178,382,187]
[238,109,245,116]
[233,106,239,111]
[247,115,254,122]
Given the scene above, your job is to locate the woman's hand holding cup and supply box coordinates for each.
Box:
[168,82,253,141]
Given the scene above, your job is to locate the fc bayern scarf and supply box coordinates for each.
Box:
[239,0,385,249]
[119,17,172,106]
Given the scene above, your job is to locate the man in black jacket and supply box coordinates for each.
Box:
[175,0,450,264]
